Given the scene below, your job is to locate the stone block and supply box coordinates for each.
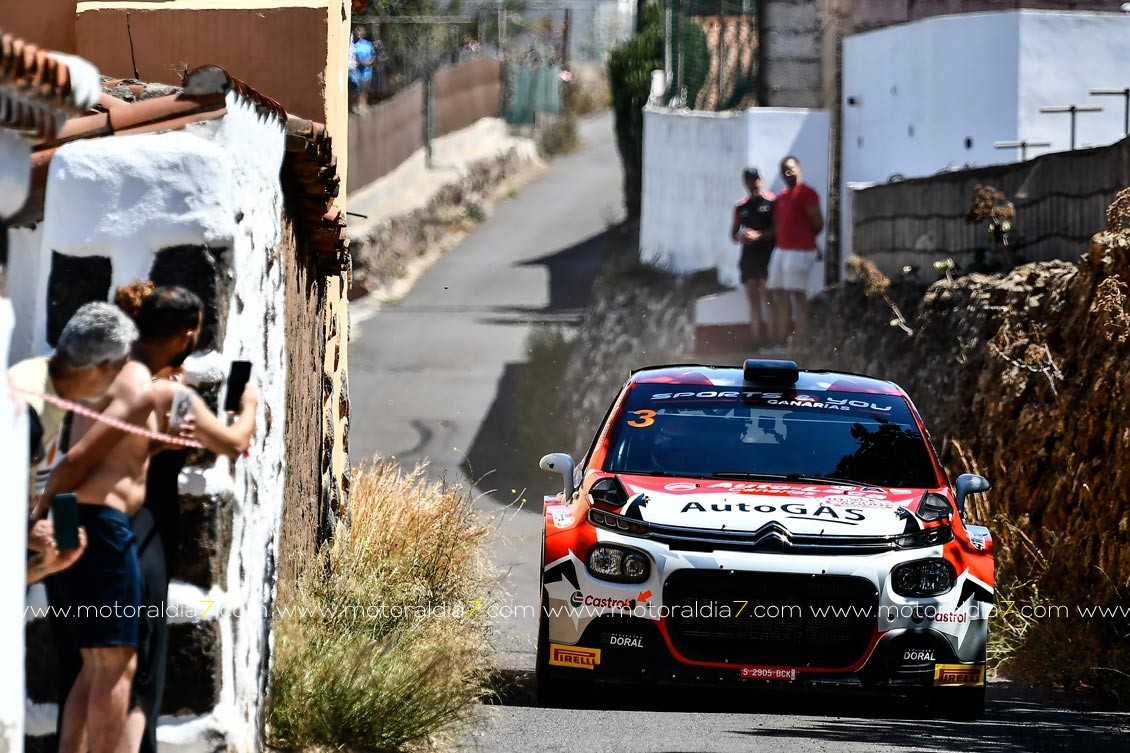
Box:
[163,620,222,715]
[172,490,233,589]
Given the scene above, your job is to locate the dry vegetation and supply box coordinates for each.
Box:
[795,191,1130,699]
[267,460,493,750]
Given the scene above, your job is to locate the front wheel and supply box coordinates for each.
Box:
[535,591,590,707]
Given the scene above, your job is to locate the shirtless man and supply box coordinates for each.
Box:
[37,324,160,753]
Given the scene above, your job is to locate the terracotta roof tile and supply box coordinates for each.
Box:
[0,29,99,140]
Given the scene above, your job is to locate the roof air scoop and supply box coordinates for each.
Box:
[743,359,800,385]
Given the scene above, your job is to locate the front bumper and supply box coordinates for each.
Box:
[543,536,990,689]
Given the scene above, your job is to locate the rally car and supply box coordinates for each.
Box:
[536,360,994,718]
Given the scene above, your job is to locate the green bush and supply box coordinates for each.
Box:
[607,5,664,220]
[267,461,493,750]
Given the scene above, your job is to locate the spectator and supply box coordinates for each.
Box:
[349,25,376,110]
[32,303,154,753]
[13,303,137,579]
[730,166,776,344]
[112,281,257,753]
[766,155,824,341]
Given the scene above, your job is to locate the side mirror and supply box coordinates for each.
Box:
[539,453,576,500]
[955,473,990,515]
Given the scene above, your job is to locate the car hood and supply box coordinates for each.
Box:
[615,474,927,538]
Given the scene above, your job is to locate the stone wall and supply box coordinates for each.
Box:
[278,220,328,601]
[555,253,702,461]
[790,193,1130,691]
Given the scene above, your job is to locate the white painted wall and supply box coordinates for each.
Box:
[841,10,1130,255]
[1017,12,1130,154]
[0,300,28,753]
[10,91,288,753]
[639,106,830,294]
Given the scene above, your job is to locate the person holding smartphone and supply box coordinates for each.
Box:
[109,282,257,753]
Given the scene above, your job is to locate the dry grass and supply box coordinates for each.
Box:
[267,460,494,751]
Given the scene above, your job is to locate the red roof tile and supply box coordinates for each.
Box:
[0,30,97,140]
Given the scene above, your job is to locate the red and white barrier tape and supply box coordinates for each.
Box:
[10,384,205,449]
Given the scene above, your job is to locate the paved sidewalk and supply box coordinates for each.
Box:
[347,117,541,238]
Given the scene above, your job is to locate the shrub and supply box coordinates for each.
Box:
[537,114,579,157]
[267,460,493,750]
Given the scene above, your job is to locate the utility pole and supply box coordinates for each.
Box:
[498,2,507,57]
[562,8,572,68]
[1090,87,1130,137]
[717,1,726,108]
[994,139,1052,162]
[1039,104,1103,150]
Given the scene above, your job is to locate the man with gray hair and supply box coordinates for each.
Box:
[13,302,138,503]
[16,302,138,583]
[27,302,159,753]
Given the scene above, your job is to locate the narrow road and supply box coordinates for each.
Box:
[346,113,1130,752]
[349,112,621,672]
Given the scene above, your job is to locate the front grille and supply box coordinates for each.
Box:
[663,570,878,668]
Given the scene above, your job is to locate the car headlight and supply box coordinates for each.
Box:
[892,558,956,597]
[894,525,954,549]
[587,544,651,583]
[917,493,953,522]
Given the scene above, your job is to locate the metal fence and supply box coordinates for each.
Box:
[503,63,561,124]
[664,0,759,110]
[850,136,1130,278]
[347,58,504,193]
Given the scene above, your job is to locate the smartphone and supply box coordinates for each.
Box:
[169,387,194,431]
[51,493,80,551]
[224,361,253,412]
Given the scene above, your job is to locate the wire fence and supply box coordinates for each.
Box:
[350,2,634,112]
[664,0,759,111]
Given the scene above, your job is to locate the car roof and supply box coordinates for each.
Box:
[628,364,906,397]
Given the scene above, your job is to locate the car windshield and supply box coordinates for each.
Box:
[604,384,939,489]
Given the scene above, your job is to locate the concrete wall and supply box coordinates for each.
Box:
[73,2,331,121]
[761,0,823,107]
[843,10,1130,186]
[841,10,1130,266]
[0,300,28,753]
[639,105,830,291]
[1016,12,1130,154]
[0,1,79,54]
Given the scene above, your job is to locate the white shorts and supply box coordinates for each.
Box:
[767,248,818,292]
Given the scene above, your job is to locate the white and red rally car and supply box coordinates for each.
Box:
[537,360,994,718]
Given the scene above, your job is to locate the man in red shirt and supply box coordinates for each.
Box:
[767,155,824,341]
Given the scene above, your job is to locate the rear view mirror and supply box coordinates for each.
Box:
[539,453,576,499]
[955,473,990,515]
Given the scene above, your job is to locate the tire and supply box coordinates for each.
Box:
[535,578,590,707]
[935,686,986,720]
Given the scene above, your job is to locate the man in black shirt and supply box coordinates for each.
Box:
[730,166,776,344]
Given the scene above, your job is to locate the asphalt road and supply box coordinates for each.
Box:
[346,113,1130,752]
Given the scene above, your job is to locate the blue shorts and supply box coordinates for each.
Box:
[46,505,141,649]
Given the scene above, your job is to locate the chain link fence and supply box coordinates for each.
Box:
[664,0,759,110]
